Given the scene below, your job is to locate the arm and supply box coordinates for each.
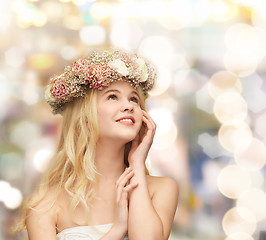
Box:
[128,170,178,240]
[128,111,179,240]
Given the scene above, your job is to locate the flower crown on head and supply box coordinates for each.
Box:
[44,49,156,114]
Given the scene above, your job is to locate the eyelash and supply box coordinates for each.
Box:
[107,94,139,104]
[107,94,117,100]
[130,97,139,104]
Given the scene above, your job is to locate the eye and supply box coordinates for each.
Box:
[130,96,139,104]
[107,94,118,100]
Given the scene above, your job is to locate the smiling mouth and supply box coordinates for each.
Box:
[117,118,134,123]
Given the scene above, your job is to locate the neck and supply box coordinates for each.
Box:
[95,139,127,181]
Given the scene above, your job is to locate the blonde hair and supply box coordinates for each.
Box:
[16,85,147,232]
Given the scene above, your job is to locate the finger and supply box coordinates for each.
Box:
[118,189,128,208]
[124,182,138,192]
[116,170,135,202]
[118,183,138,207]
[141,116,156,141]
[116,167,132,187]
[142,111,156,130]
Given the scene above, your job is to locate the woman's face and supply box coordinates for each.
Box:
[97,81,143,144]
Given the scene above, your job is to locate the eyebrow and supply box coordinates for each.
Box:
[103,89,140,97]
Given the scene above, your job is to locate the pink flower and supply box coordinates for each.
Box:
[90,64,111,88]
[51,78,70,99]
[71,59,88,75]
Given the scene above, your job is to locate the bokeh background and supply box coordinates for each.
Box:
[1,0,266,239]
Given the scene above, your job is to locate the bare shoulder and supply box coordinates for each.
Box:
[146,175,179,200]
[26,187,61,239]
[28,186,61,214]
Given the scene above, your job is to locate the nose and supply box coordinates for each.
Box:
[121,100,134,113]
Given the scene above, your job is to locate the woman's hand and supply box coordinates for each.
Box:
[106,167,138,239]
[128,110,156,168]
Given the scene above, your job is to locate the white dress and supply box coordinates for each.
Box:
[57,224,129,240]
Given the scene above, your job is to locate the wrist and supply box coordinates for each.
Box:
[129,162,146,171]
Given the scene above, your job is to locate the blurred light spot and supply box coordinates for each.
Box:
[149,67,171,96]
[196,83,214,114]
[0,181,23,210]
[22,71,41,105]
[33,149,53,173]
[225,23,249,50]
[138,36,175,68]
[252,2,266,30]
[234,138,266,171]
[240,74,266,113]
[110,20,133,50]
[72,0,94,6]
[158,16,183,31]
[4,187,23,209]
[26,137,55,173]
[209,0,238,22]
[112,1,167,18]
[167,0,209,28]
[61,45,79,60]
[223,51,258,77]
[148,108,177,150]
[222,207,256,236]
[5,47,25,68]
[225,23,266,58]
[110,20,143,50]
[40,1,64,22]
[230,0,258,7]
[237,189,266,221]
[213,91,248,124]
[59,0,71,2]
[63,15,83,30]
[249,171,264,189]
[208,71,242,100]
[198,133,228,158]
[28,53,55,70]
[225,232,254,240]
[0,1,11,32]
[90,2,110,20]
[217,165,251,199]
[255,113,266,141]
[0,73,10,102]
[79,25,106,46]
[10,121,41,149]
[15,2,47,28]
[0,74,9,120]
[224,24,266,76]
[218,122,253,153]
[202,161,221,194]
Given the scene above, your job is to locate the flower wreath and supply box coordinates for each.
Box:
[44,49,156,114]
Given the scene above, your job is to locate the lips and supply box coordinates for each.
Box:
[116,116,135,123]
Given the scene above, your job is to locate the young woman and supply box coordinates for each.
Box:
[20,49,178,240]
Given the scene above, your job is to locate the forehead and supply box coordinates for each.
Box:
[99,81,137,94]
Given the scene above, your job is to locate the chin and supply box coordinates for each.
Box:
[117,132,138,144]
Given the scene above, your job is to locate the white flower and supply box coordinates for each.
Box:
[136,58,148,82]
[108,59,129,76]
[44,85,56,102]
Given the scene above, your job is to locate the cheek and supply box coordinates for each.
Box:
[135,108,143,130]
